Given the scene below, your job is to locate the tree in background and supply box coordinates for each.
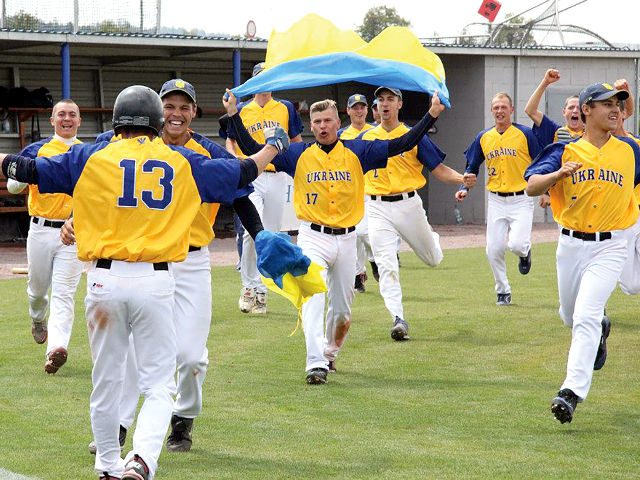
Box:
[6,10,40,30]
[357,6,410,42]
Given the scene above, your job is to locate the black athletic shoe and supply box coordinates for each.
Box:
[328,360,336,373]
[306,368,328,385]
[354,273,367,293]
[496,293,512,306]
[594,315,611,371]
[370,261,380,282]
[390,316,410,341]
[518,250,532,275]
[551,388,579,424]
[166,415,193,452]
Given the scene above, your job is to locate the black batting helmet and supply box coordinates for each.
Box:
[112,85,164,134]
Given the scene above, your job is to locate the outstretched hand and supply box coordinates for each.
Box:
[429,90,445,118]
[222,89,238,116]
[264,126,290,154]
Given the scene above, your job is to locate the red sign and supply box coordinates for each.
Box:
[478,0,502,22]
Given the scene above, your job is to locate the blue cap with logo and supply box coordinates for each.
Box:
[347,94,368,108]
[159,79,197,103]
[252,62,266,77]
[579,82,628,107]
[374,86,402,100]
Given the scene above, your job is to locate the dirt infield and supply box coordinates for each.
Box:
[0,223,559,280]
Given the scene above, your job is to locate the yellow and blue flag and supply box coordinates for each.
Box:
[254,230,327,329]
[232,14,450,107]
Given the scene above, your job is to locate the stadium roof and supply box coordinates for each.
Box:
[422,41,640,57]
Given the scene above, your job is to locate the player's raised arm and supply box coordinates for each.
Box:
[525,69,560,127]
[223,90,263,156]
[386,90,444,157]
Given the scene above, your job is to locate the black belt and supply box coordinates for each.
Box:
[188,245,202,252]
[491,190,525,197]
[32,217,65,228]
[310,223,356,235]
[561,228,612,242]
[370,191,416,202]
[96,259,169,271]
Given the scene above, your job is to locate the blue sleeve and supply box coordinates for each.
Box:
[96,130,115,143]
[282,99,304,138]
[524,142,565,180]
[617,136,640,186]
[270,142,306,177]
[19,139,50,159]
[171,145,242,204]
[343,139,390,173]
[337,127,346,138]
[225,101,247,141]
[416,135,446,171]
[514,123,543,160]
[191,132,254,196]
[532,115,560,148]
[464,130,488,174]
[36,143,106,195]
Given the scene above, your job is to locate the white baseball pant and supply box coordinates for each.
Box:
[297,222,356,371]
[118,246,212,427]
[27,218,83,354]
[486,192,534,295]
[240,172,287,294]
[368,192,443,320]
[86,260,176,479]
[619,216,640,295]
[556,229,629,400]
[355,198,374,276]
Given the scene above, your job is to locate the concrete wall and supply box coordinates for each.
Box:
[426,54,486,225]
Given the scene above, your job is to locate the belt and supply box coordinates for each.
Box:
[310,223,356,235]
[32,217,65,228]
[370,191,416,202]
[491,190,525,197]
[96,259,169,271]
[561,228,612,242]
[188,245,202,252]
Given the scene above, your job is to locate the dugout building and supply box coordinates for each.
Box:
[0,29,638,240]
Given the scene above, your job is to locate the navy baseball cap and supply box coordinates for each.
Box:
[372,98,379,109]
[579,82,628,107]
[375,86,402,99]
[252,62,265,77]
[159,79,196,103]
[347,94,367,108]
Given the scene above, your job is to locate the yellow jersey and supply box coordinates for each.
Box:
[273,140,389,228]
[338,123,374,141]
[21,136,81,219]
[35,136,247,262]
[361,123,445,195]
[465,123,542,193]
[525,135,640,232]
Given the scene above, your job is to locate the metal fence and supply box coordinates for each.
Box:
[0,0,161,34]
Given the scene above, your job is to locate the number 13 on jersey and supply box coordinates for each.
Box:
[118,159,175,210]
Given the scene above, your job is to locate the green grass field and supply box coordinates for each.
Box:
[1,242,639,479]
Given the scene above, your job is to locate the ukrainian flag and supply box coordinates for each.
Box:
[254,231,326,322]
[231,14,450,107]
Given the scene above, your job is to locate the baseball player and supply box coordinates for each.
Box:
[2,85,292,480]
[459,92,542,306]
[85,79,261,454]
[337,94,375,293]
[6,99,84,374]
[362,87,475,341]
[611,80,640,296]
[226,62,304,315]
[225,88,445,383]
[371,98,381,125]
[525,82,639,424]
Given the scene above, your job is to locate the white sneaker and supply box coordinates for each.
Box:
[252,292,267,314]
[239,287,256,313]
